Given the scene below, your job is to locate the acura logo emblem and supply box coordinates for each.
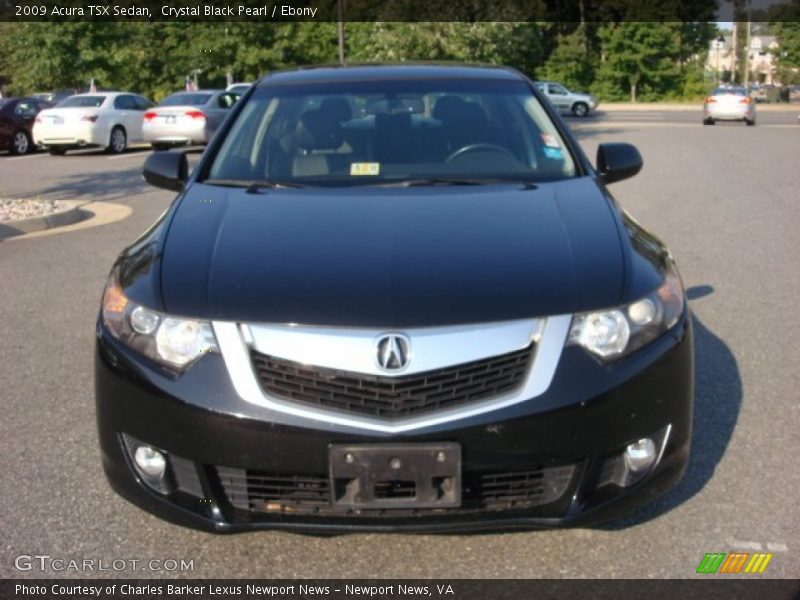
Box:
[376,334,411,372]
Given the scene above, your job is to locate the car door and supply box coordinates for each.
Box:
[547,84,571,112]
[205,92,240,137]
[113,95,142,141]
[14,99,39,134]
[0,101,13,145]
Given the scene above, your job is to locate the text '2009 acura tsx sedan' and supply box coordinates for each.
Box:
[96,64,693,533]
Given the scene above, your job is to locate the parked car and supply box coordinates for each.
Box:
[226,82,252,94]
[31,88,81,104]
[142,90,241,149]
[32,92,154,154]
[96,64,692,533]
[534,81,598,117]
[703,87,755,126]
[0,97,53,155]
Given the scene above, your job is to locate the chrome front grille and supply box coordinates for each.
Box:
[249,345,533,419]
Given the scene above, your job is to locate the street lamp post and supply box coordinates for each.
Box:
[337,0,345,65]
[715,35,725,85]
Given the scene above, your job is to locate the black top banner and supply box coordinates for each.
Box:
[2,0,799,23]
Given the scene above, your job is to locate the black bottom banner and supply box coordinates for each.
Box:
[1,579,799,600]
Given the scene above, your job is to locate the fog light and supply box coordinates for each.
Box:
[624,438,657,472]
[134,445,167,478]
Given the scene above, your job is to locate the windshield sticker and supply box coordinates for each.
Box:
[543,147,564,159]
[350,162,380,176]
[541,134,561,148]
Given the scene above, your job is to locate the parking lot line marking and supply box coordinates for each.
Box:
[7,153,49,162]
[107,151,153,161]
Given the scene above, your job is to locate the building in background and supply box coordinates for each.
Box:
[706,34,780,85]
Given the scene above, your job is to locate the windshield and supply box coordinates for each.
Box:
[206,78,576,186]
[712,87,747,96]
[56,95,106,108]
[159,92,212,107]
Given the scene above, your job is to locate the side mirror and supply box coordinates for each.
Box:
[596,143,643,184]
[143,151,188,192]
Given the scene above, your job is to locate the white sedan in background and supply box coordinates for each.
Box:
[33,92,154,155]
[702,87,756,126]
[143,90,241,149]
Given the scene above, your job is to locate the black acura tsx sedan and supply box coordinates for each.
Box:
[95,64,693,533]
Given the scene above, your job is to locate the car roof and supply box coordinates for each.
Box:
[69,92,121,97]
[169,89,221,94]
[261,63,524,86]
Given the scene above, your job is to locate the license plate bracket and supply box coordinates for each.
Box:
[329,443,461,509]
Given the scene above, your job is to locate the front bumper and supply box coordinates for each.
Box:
[95,314,693,533]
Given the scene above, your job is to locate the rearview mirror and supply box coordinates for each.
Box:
[596,143,642,184]
[143,151,188,192]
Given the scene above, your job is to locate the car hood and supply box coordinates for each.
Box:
[158,178,626,327]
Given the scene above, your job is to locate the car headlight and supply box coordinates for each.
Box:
[568,265,685,360]
[101,274,218,370]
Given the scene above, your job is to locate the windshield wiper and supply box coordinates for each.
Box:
[375,177,537,189]
[202,178,305,191]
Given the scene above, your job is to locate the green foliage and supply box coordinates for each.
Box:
[346,23,542,77]
[541,27,595,91]
[0,13,746,103]
[595,23,682,101]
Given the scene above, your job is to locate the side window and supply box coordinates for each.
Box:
[113,95,136,110]
[133,96,153,111]
[218,92,240,109]
[14,101,38,117]
[549,85,567,95]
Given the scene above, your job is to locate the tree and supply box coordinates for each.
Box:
[541,27,595,91]
[346,23,542,77]
[595,23,682,101]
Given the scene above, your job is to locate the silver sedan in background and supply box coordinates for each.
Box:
[703,87,756,126]
[143,90,241,149]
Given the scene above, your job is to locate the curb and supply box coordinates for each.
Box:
[600,103,800,112]
[0,200,91,240]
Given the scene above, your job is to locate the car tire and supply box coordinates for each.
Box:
[107,126,127,154]
[48,146,67,155]
[572,102,589,117]
[11,130,32,155]
[746,118,756,126]
[703,118,715,126]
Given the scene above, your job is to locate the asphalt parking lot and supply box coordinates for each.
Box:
[1,109,798,579]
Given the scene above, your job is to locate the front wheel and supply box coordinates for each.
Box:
[746,118,756,126]
[703,118,715,126]
[107,126,127,154]
[11,130,31,155]
[572,102,589,117]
